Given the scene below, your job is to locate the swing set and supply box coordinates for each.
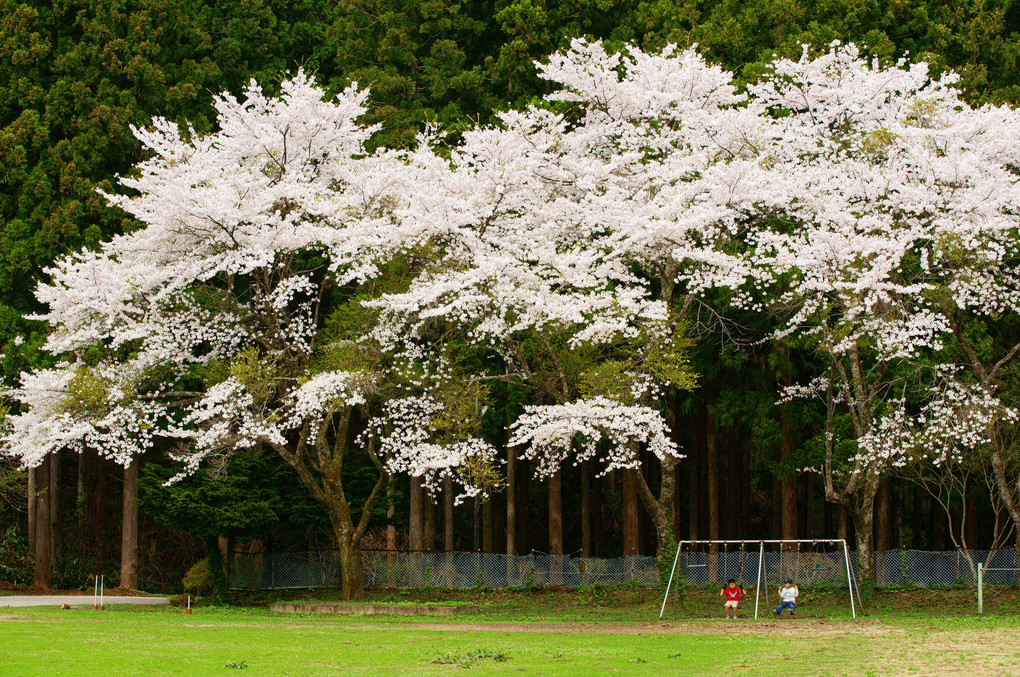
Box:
[659,539,862,619]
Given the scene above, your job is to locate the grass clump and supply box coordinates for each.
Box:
[430,648,511,667]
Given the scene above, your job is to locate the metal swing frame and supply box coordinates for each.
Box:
[659,539,859,619]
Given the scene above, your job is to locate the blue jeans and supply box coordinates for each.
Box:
[775,601,795,614]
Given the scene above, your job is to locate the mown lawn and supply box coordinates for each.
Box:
[2,588,1019,676]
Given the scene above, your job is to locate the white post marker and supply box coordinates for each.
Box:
[978,563,983,615]
[100,575,104,610]
[754,541,764,619]
[93,575,98,608]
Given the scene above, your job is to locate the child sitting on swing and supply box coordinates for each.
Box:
[719,579,746,619]
[774,578,799,616]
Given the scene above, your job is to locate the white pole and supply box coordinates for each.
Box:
[977,563,983,615]
[100,575,104,608]
[843,540,856,619]
[754,541,763,619]
[659,541,684,618]
[93,575,98,607]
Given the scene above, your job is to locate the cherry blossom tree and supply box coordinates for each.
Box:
[740,43,1020,586]
[368,39,776,562]
[1,73,494,600]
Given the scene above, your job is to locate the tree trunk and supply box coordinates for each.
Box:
[482,495,493,553]
[473,497,480,552]
[76,452,86,548]
[964,496,978,550]
[506,446,516,556]
[33,456,52,590]
[205,535,228,603]
[593,465,604,557]
[549,468,563,584]
[50,451,62,563]
[989,446,1020,582]
[688,437,699,541]
[409,475,423,551]
[805,475,816,539]
[516,458,529,554]
[94,457,108,562]
[779,365,798,546]
[622,469,639,557]
[27,467,36,550]
[120,459,139,590]
[328,509,366,601]
[874,479,894,585]
[850,477,880,593]
[706,396,719,580]
[443,475,454,552]
[424,490,436,552]
[386,478,396,560]
[739,436,751,536]
[630,459,679,571]
[580,461,591,557]
[218,535,229,581]
[548,470,563,556]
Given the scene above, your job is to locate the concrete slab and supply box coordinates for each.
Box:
[0,595,169,608]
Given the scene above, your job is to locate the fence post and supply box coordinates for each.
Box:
[977,563,983,615]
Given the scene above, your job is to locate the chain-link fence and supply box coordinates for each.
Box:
[228,548,1018,591]
[229,550,658,590]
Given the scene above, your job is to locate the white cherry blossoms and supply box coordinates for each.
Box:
[509,397,680,478]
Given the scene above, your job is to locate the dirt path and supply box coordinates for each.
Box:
[0,595,169,608]
[326,618,900,637]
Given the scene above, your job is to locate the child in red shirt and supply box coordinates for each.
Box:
[719,579,746,619]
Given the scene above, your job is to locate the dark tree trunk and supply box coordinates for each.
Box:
[623,469,639,557]
[516,459,529,554]
[593,466,604,557]
[964,496,978,549]
[27,467,36,550]
[409,475,423,551]
[424,490,436,552]
[912,487,923,549]
[778,427,798,545]
[805,475,816,539]
[548,469,563,556]
[76,452,86,548]
[94,457,108,562]
[33,456,52,590]
[580,461,591,557]
[120,459,139,590]
[482,495,493,553]
[506,446,516,556]
[688,438,699,541]
[473,497,480,552]
[549,468,563,584]
[707,395,719,578]
[443,476,454,552]
[49,453,62,562]
[740,436,751,536]
[205,535,228,603]
[875,481,893,553]
[386,477,396,559]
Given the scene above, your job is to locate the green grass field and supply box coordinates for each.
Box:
[2,587,1019,676]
